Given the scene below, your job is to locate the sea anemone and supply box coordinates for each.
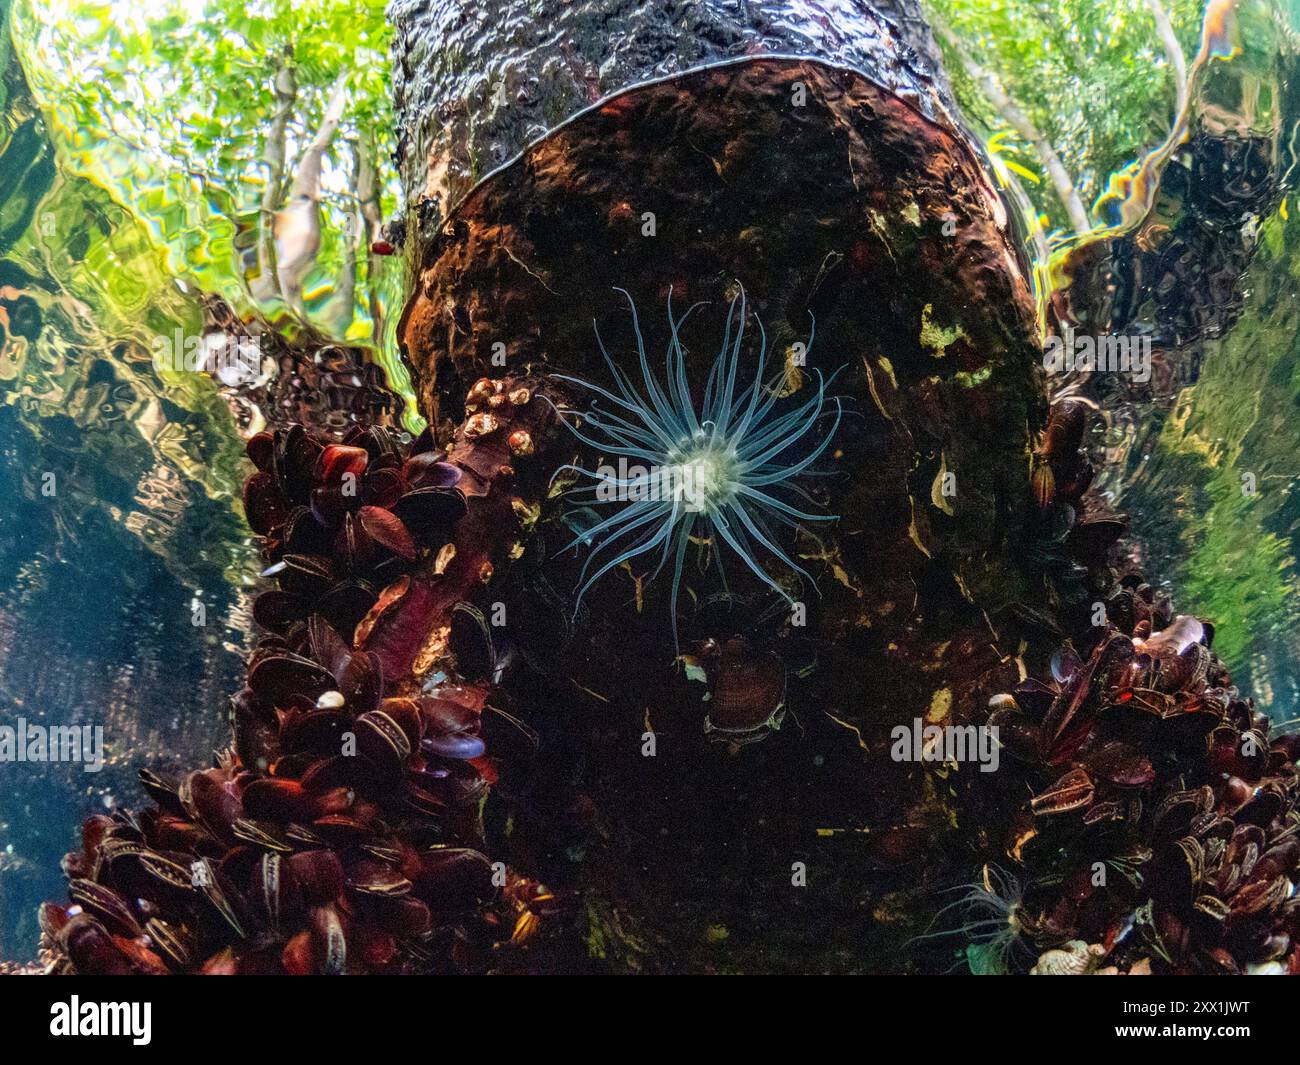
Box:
[553,288,841,641]
[912,864,1038,974]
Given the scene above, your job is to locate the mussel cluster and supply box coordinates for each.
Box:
[977,604,1300,973]
[242,421,465,635]
[35,372,1299,975]
[40,419,551,973]
[962,399,1300,974]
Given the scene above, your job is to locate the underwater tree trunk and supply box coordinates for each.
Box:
[387,0,1058,972]
[39,0,1300,981]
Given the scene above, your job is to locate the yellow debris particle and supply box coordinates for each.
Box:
[824,712,871,752]
[907,496,932,558]
[931,452,954,516]
[927,688,952,724]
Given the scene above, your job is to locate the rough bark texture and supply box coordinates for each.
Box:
[389,0,959,220]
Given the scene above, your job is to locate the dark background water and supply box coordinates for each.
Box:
[0,409,245,957]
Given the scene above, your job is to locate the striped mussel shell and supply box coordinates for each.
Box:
[192,857,246,939]
[145,917,196,972]
[346,858,413,900]
[248,851,303,936]
[231,817,294,853]
[310,904,347,975]
[67,879,141,938]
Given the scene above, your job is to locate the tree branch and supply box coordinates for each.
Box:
[276,71,350,311]
[936,22,1091,234]
[1145,0,1188,119]
[252,52,296,302]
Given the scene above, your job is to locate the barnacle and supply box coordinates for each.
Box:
[553,288,842,642]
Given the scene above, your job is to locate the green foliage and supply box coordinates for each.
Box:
[925,0,1206,233]
[12,0,417,426]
